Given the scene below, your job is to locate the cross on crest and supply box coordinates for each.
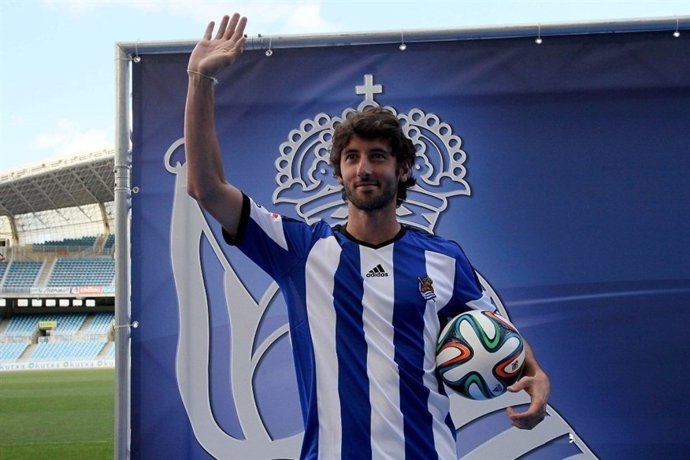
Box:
[356,74,383,109]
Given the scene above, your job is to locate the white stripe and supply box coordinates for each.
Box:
[305,237,342,458]
[467,292,495,312]
[360,245,405,460]
[424,250,455,310]
[249,200,288,250]
[424,250,459,458]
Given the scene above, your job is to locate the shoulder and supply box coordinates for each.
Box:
[238,195,333,246]
[402,225,463,253]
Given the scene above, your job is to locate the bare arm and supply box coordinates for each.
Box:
[185,13,247,239]
[506,339,551,429]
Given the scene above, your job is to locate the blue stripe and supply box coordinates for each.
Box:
[392,242,438,459]
[334,245,372,459]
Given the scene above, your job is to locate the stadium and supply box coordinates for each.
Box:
[0,150,116,456]
[0,148,115,370]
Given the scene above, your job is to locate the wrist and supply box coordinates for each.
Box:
[187,69,218,86]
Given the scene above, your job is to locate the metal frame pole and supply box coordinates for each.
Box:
[114,44,132,460]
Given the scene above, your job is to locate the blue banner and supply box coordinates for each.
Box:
[131,30,690,459]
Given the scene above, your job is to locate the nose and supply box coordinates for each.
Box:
[356,157,372,178]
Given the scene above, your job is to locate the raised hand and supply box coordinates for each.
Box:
[188,13,247,78]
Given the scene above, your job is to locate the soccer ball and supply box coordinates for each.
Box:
[436,310,525,400]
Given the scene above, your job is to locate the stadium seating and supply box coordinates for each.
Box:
[2,315,46,337]
[0,260,8,282]
[88,312,115,334]
[1,260,43,292]
[47,258,115,287]
[0,343,29,361]
[103,234,115,251]
[1,313,113,337]
[0,236,115,367]
[30,341,107,361]
[49,313,87,334]
[0,313,114,365]
[32,236,98,251]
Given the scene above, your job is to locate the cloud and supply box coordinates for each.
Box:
[31,119,112,157]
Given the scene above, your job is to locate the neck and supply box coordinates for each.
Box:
[345,205,401,245]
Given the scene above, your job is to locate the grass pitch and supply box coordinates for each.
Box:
[0,368,114,459]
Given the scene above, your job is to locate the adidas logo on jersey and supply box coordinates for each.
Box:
[366,264,388,278]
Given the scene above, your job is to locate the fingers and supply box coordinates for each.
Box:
[506,374,549,430]
[206,13,246,46]
[237,16,248,40]
[233,19,247,53]
[203,21,215,41]
[507,376,532,395]
[225,13,239,39]
[507,380,523,393]
[226,14,247,42]
[215,15,230,40]
[507,404,547,430]
[208,13,244,41]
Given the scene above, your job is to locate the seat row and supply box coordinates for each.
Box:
[0,258,114,292]
[0,340,110,362]
[1,313,114,337]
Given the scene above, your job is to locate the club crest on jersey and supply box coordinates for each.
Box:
[418,275,436,301]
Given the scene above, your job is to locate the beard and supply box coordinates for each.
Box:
[342,179,398,211]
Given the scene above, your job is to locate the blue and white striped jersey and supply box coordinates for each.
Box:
[226,195,494,460]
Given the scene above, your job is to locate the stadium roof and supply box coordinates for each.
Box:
[0,150,115,217]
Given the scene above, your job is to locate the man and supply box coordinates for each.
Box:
[185,13,550,459]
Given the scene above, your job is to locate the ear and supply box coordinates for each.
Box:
[336,174,343,185]
[399,161,411,181]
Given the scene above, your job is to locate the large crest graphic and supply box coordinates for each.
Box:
[165,74,597,459]
[273,74,470,232]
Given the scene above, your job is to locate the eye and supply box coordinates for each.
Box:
[370,150,388,161]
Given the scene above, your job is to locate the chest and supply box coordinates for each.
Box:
[305,241,457,324]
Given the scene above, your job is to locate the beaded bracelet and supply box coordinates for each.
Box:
[186,69,218,86]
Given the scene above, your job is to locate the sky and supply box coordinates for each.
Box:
[1,0,688,173]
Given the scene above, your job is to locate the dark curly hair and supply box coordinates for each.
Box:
[330,107,417,205]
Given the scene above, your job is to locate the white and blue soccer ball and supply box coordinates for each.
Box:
[436,310,525,400]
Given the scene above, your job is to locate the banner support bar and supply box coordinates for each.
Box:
[114,43,133,460]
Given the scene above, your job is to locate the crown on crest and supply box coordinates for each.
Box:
[272,74,470,233]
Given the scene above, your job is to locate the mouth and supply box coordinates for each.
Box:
[355,181,378,189]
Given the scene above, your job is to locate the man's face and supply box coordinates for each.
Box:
[337,135,408,212]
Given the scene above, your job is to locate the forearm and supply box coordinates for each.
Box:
[184,73,224,202]
[184,72,243,234]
